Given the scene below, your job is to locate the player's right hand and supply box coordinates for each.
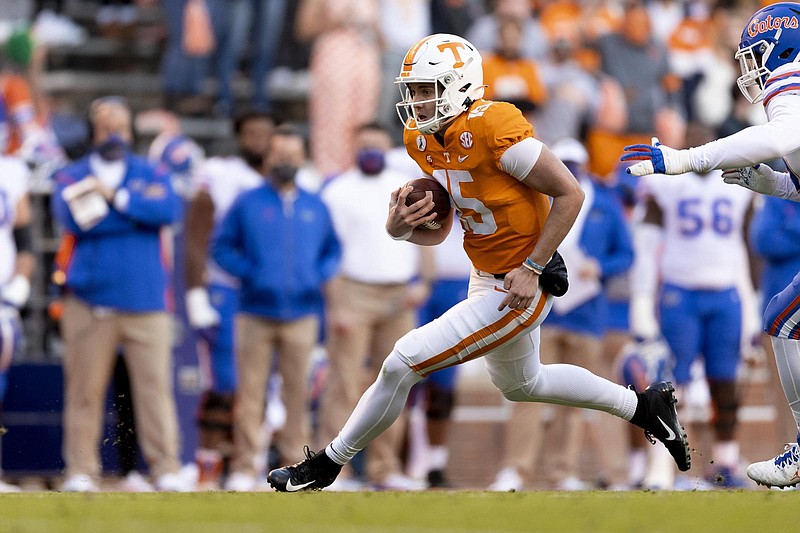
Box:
[386,185,437,239]
[721,164,780,195]
[186,287,220,329]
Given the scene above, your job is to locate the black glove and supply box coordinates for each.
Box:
[539,250,568,297]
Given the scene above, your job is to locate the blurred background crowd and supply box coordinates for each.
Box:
[0,0,793,493]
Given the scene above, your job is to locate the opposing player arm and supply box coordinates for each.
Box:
[184,189,220,329]
[629,197,664,340]
[185,190,214,289]
[623,97,800,176]
[2,194,35,308]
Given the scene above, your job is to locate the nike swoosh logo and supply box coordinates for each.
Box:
[458,155,469,162]
[657,416,677,441]
[285,479,315,492]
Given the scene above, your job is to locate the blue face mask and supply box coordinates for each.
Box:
[96,133,129,161]
[356,148,385,176]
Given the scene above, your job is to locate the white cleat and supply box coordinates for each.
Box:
[488,467,523,492]
[747,441,800,489]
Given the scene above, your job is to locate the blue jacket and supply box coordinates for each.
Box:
[211,183,341,321]
[546,178,634,337]
[51,153,182,312]
[751,196,800,315]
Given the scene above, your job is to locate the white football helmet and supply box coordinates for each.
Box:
[395,34,485,135]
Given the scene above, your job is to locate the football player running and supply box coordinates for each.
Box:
[621,2,800,489]
[268,33,691,492]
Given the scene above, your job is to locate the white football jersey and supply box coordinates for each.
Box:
[193,156,263,286]
[0,156,30,284]
[642,172,753,289]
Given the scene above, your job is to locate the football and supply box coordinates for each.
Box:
[404,177,452,230]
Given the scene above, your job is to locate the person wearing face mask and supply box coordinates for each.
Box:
[50,97,186,492]
[316,122,434,490]
[182,110,274,490]
[211,125,342,491]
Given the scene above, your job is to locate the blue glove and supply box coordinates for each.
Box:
[620,137,692,176]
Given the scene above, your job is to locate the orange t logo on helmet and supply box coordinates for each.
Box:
[437,42,465,68]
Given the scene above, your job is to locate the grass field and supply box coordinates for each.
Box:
[0,490,795,533]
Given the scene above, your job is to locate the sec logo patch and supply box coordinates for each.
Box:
[459,132,473,149]
[417,135,427,151]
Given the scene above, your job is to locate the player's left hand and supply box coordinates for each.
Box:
[620,137,692,176]
[498,268,539,311]
[721,164,780,195]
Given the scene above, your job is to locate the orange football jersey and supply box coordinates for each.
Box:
[403,100,550,274]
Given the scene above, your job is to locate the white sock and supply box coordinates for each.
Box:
[327,351,423,465]
[770,337,800,431]
[628,448,646,485]
[712,440,740,469]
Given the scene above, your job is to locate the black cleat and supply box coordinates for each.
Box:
[427,469,452,488]
[267,446,342,492]
[640,381,691,472]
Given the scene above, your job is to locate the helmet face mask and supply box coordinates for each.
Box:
[736,3,800,103]
[395,34,484,135]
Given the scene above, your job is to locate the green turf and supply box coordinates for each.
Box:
[0,490,794,533]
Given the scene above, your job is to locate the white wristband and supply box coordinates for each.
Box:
[389,229,413,241]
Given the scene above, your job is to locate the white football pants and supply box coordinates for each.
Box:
[327,271,639,465]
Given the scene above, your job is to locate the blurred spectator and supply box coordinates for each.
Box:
[96,0,139,39]
[645,0,685,44]
[318,122,432,490]
[481,18,548,117]
[206,0,289,116]
[51,97,185,492]
[488,138,633,491]
[0,28,64,166]
[664,2,717,123]
[211,125,341,491]
[0,154,34,493]
[538,0,582,46]
[146,111,206,199]
[429,0,483,36]
[183,110,274,490]
[630,123,755,488]
[160,0,215,115]
[376,0,431,144]
[466,0,549,60]
[532,37,600,147]
[296,0,381,178]
[587,1,680,177]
